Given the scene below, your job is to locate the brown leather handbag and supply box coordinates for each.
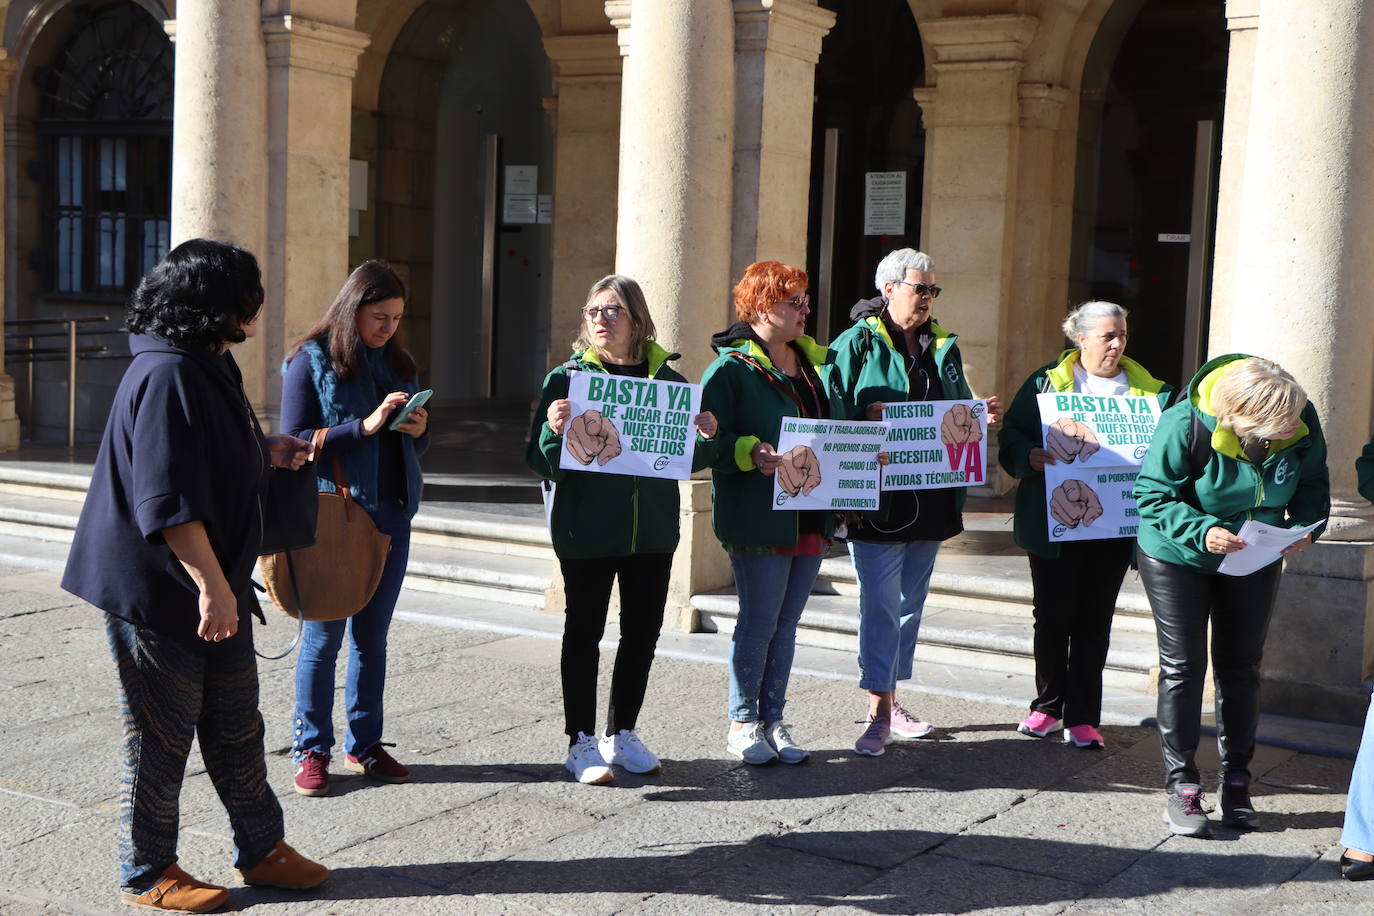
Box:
[260,428,392,622]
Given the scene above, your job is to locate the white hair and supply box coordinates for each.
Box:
[1061,300,1128,343]
[874,248,934,293]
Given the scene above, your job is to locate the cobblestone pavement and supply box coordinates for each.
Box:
[0,561,1368,915]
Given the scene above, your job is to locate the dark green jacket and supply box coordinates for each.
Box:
[527,341,685,559]
[1358,435,1374,504]
[830,312,973,521]
[698,334,846,548]
[999,349,1172,559]
[1133,353,1329,572]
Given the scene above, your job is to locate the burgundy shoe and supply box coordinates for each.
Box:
[293,751,330,797]
[345,743,411,783]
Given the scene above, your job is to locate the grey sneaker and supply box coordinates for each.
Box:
[765,722,810,764]
[726,722,777,765]
[1218,774,1258,828]
[1163,783,1211,837]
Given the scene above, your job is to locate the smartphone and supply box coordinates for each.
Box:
[388,389,433,431]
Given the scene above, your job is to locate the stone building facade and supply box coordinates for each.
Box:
[0,0,1370,721]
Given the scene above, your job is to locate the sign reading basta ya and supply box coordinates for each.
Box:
[558,371,701,480]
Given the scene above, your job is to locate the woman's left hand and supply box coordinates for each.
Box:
[693,411,718,439]
[984,395,1003,427]
[395,406,428,438]
[1281,533,1312,556]
[266,434,315,469]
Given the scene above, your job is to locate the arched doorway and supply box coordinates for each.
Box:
[806,0,925,342]
[1070,0,1228,388]
[367,0,551,410]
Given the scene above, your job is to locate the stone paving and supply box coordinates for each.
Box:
[1,560,1370,915]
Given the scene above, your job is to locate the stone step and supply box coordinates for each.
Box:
[404,543,550,608]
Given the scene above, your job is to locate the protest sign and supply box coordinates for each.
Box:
[1036,392,1162,543]
[558,371,700,480]
[880,399,989,490]
[771,418,888,511]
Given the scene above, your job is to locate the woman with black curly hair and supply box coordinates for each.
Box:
[63,239,329,912]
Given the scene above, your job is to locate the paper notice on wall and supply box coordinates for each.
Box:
[1036,392,1162,543]
[880,400,989,490]
[863,171,906,235]
[505,165,538,195]
[537,195,553,224]
[503,194,537,224]
[770,418,888,511]
[558,371,701,481]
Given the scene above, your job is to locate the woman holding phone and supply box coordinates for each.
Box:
[280,260,430,797]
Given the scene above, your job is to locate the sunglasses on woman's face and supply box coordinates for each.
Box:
[897,281,941,299]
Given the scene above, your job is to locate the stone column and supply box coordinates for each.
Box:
[731,0,834,283]
[0,53,17,451]
[542,33,623,369]
[261,14,370,424]
[607,0,738,632]
[1225,0,1374,724]
[167,0,270,404]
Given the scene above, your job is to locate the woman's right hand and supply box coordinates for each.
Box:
[547,398,572,435]
[196,581,239,642]
[362,391,412,436]
[1205,526,1246,555]
[1029,447,1058,472]
[751,441,783,475]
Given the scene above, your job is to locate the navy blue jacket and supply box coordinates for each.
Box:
[62,334,269,645]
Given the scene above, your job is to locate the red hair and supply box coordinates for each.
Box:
[733,261,808,324]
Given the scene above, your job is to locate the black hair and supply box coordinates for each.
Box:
[126,239,265,351]
[286,259,416,382]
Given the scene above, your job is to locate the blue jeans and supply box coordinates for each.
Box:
[106,615,283,892]
[847,539,941,692]
[727,553,823,723]
[292,499,411,760]
[1342,688,1374,853]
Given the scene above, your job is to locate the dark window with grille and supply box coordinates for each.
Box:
[36,3,172,297]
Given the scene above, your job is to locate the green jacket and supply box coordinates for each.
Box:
[999,349,1172,559]
[526,341,685,559]
[830,313,973,520]
[698,334,846,548]
[1358,435,1374,504]
[1134,353,1329,572]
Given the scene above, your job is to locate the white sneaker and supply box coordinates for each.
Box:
[564,732,613,784]
[600,729,662,774]
[726,721,778,765]
[765,722,810,764]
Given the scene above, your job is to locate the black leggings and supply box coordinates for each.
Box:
[1137,549,1283,791]
[559,553,673,742]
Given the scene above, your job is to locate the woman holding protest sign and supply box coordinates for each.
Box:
[830,248,1001,756]
[1134,355,1327,837]
[528,274,717,785]
[699,260,846,765]
[999,302,1172,752]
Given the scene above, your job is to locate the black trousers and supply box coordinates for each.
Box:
[1137,549,1283,791]
[559,553,673,741]
[1027,538,1133,728]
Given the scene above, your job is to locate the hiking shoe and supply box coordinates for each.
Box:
[890,701,934,739]
[766,722,810,764]
[854,715,893,757]
[565,732,614,784]
[1163,784,1211,837]
[726,721,778,765]
[1063,725,1106,749]
[119,864,229,913]
[1219,773,1258,828]
[293,751,330,797]
[344,743,411,784]
[1017,711,1063,738]
[600,729,662,774]
[235,840,329,889]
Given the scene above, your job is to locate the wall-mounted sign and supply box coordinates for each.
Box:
[864,171,906,236]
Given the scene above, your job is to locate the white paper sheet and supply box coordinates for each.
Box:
[1216,519,1324,576]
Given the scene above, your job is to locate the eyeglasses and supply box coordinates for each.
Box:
[582,305,624,322]
[777,293,810,310]
[897,281,941,299]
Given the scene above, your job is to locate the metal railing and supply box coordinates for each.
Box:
[4,315,119,447]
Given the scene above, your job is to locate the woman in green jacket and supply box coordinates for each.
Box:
[1134,355,1328,837]
[528,275,717,785]
[700,260,845,766]
[999,302,1171,750]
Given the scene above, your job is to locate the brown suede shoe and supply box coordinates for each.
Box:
[118,863,230,913]
[234,840,328,890]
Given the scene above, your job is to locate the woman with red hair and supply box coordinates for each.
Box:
[699,261,845,765]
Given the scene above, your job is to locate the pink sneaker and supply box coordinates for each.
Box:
[854,716,893,757]
[1063,724,1105,748]
[890,701,934,739]
[1017,711,1063,738]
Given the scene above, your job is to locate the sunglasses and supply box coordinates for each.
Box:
[777,293,810,310]
[582,305,624,322]
[897,281,941,299]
